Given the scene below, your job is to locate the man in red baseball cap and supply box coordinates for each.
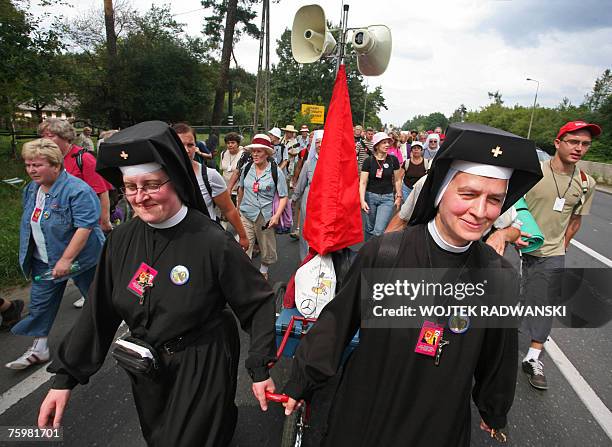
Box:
[520,120,601,390]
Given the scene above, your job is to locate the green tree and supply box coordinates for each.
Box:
[583,68,612,161]
[449,104,467,123]
[65,6,215,127]
[584,68,612,112]
[402,112,448,131]
[0,0,67,154]
[487,90,504,106]
[201,0,260,127]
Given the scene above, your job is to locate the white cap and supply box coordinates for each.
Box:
[119,162,163,177]
[267,127,282,139]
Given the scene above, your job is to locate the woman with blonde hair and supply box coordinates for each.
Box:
[6,139,104,370]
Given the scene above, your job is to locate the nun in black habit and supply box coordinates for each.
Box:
[282,123,543,446]
[38,121,277,446]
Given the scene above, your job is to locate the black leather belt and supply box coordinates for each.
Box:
[159,311,227,356]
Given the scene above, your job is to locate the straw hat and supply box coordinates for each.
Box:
[281,124,298,133]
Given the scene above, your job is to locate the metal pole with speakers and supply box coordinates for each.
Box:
[291,3,392,77]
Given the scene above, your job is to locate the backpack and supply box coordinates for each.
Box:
[403,157,432,173]
[241,158,279,190]
[72,146,123,225]
[374,231,404,268]
[71,146,89,172]
[199,163,220,223]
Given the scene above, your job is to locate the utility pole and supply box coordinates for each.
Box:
[252,0,266,133]
[526,78,539,139]
[104,0,121,128]
[264,0,270,130]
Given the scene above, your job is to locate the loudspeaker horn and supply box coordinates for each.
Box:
[351,25,392,76]
[291,4,337,64]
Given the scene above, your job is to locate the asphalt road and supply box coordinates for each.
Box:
[1,191,611,446]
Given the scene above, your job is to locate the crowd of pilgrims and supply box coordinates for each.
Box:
[0,116,600,446]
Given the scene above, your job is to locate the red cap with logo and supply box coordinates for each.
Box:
[556,121,602,140]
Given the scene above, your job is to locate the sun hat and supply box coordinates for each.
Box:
[267,127,282,140]
[281,124,298,133]
[245,133,274,155]
[372,131,392,148]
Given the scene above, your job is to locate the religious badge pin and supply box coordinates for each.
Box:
[43,211,50,219]
[127,262,158,304]
[448,315,470,334]
[170,265,190,286]
[415,320,443,357]
[383,163,389,168]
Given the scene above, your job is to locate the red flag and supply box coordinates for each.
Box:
[302,65,363,255]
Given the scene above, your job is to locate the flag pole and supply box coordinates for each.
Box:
[335,4,350,75]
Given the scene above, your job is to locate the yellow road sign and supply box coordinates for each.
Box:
[301,104,325,124]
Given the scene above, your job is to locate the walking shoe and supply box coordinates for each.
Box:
[522,358,548,390]
[73,296,85,308]
[5,347,50,370]
[289,230,300,240]
[0,299,25,329]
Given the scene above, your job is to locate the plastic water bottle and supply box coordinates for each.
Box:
[33,261,81,281]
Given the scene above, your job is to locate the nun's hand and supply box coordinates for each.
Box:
[38,389,71,429]
[283,397,303,416]
[252,377,275,411]
[514,231,531,248]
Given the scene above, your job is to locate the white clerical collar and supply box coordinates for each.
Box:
[148,205,188,229]
[427,219,471,253]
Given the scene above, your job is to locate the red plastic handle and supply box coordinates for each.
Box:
[265,391,289,403]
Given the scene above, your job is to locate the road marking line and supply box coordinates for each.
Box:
[0,325,129,416]
[547,337,612,440]
[570,239,612,267]
[0,365,53,415]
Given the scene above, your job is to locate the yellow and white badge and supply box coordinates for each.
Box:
[170,265,190,285]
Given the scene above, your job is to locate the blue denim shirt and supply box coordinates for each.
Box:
[239,162,288,222]
[19,170,105,281]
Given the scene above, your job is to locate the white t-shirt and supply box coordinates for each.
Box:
[194,162,228,221]
[220,148,244,193]
[31,188,49,263]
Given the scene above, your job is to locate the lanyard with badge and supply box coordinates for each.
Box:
[253,171,264,193]
[550,161,575,212]
[374,156,387,178]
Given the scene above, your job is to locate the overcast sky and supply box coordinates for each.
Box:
[55,0,612,126]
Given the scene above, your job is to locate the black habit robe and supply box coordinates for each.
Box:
[283,224,518,446]
[48,209,276,447]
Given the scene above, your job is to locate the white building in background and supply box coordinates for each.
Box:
[15,98,77,121]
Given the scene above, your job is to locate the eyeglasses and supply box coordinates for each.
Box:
[120,179,170,196]
[561,139,592,149]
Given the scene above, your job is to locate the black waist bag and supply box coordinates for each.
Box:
[111,336,161,376]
